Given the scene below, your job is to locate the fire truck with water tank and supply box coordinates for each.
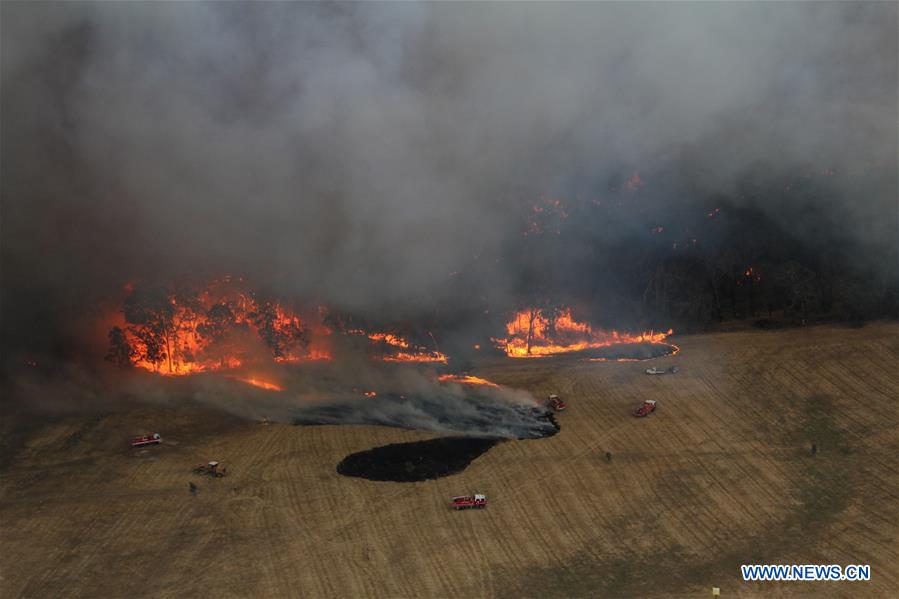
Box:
[451,494,487,510]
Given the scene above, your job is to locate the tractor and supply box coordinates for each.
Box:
[193,461,228,478]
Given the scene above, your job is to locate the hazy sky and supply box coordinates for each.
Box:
[2,1,896,358]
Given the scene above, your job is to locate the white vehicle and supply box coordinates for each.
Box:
[645,366,678,375]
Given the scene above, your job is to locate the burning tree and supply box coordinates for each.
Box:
[104,279,454,375]
[107,282,318,374]
[105,326,135,367]
[250,300,309,361]
[122,286,179,373]
[494,305,671,358]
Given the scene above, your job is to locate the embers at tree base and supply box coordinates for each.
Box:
[493,307,675,359]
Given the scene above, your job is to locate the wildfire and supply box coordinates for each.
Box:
[744,267,762,282]
[230,376,283,392]
[523,197,568,236]
[625,171,644,191]
[493,307,673,358]
[106,280,448,375]
[437,374,500,388]
[352,331,448,363]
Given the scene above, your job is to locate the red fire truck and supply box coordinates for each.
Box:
[451,494,487,510]
[547,394,567,412]
[633,400,657,417]
[131,433,162,448]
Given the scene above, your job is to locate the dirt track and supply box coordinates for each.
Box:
[2,323,898,597]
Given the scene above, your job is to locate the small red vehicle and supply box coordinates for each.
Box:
[547,394,567,412]
[451,494,487,510]
[633,400,657,417]
[131,433,162,448]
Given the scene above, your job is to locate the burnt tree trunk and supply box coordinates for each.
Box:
[748,278,756,317]
[730,278,738,319]
[525,308,539,355]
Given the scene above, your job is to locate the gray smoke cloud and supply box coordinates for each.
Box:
[5,357,555,439]
[2,2,896,362]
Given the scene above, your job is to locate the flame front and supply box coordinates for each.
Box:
[437,374,500,387]
[230,376,284,391]
[355,331,447,363]
[494,307,672,358]
[106,279,448,375]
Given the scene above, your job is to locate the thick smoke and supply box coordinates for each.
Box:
[2,2,896,368]
[4,357,555,439]
[290,370,556,439]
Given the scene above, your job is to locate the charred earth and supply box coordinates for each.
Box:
[336,436,503,483]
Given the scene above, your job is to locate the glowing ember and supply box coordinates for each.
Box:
[625,171,644,191]
[230,376,283,391]
[494,307,673,358]
[741,267,762,283]
[437,374,500,388]
[585,344,680,362]
[352,330,448,363]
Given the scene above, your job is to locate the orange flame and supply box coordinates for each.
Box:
[353,330,448,363]
[108,279,452,375]
[112,281,332,376]
[494,308,673,358]
[437,374,500,387]
[230,376,283,391]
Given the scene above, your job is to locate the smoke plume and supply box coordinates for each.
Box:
[2,2,896,373]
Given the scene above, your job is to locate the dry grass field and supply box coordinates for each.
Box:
[2,323,898,598]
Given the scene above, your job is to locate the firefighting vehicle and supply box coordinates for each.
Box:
[451,494,487,510]
[547,394,567,411]
[131,433,162,448]
[193,461,228,478]
[645,366,679,375]
[634,399,657,417]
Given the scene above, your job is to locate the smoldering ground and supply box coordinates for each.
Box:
[2,3,896,389]
[4,357,556,439]
[200,362,558,440]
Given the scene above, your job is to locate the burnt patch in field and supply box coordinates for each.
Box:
[337,436,502,482]
[336,411,559,482]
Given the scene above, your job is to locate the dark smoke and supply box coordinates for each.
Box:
[2,3,897,376]
[293,392,558,440]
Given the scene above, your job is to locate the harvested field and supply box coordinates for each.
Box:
[1,323,898,598]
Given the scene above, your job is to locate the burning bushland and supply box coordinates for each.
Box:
[495,307,675,358]
[293,386,559,440]
[103,278,446,376]
[103,279,677,378]
[2,3,896,429]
